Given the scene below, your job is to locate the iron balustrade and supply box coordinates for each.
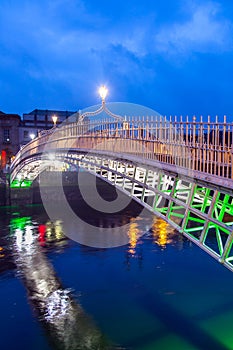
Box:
[11,115,233,181]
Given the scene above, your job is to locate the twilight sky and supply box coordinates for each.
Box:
[0,0,233,118]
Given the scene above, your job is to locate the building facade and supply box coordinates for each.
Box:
[0,108,78,170]
[0,112,21,169]
[20,109,77,146]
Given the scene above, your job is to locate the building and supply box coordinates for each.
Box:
[0,111,21,169]
[19,109,77,146]
[0,108,79,170]
[22,109,77,128]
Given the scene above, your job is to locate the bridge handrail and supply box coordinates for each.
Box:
[11,115,233,181]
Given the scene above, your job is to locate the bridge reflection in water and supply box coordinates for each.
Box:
[9,213,180,349]
[0,205,231,350]
[11,217,114,350]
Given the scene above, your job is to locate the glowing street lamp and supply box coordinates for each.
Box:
[30,133,35,140]
[52,115,58,127]
[98,85,108,103]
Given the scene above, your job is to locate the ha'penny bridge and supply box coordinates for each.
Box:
[10,88,233,272]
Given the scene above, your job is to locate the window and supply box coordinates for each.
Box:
[3,129,10,143]
[24,130,29,139]
[23,114,35,121]
[37,114,46,121]
[25,122,35,126]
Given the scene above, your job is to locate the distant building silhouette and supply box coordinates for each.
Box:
[20,109,77,145]
[0,108,78,170]
[0,111,21,168]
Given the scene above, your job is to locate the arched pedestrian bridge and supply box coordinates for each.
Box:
[10,100,233,272]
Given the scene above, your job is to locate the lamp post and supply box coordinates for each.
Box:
[98,85,108,105]
[78,85,122,125]
[52,115,58,127]
[30,133,35,140]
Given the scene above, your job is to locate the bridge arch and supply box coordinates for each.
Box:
[10,107,233,271]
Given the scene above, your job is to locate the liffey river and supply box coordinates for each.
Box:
[1,173,233,350]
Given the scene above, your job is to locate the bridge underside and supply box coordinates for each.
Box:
[11,151,233,272]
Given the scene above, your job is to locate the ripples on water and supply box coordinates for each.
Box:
[1,179,233,349]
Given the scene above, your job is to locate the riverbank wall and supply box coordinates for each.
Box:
[9,172,79,206]
[0,183,7,206]
[1,171,119,207]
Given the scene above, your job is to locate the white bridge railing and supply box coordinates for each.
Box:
[11,115,233,181]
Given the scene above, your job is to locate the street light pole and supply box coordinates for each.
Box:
[30,133,35,140]
[52,115,58,127]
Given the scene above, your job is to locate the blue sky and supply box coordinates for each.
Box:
[0,0,233,118]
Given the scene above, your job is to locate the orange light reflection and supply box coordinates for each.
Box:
[151,218,174,248]
[128,220,140,255]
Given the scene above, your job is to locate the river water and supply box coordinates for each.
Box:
[1,173,233,349]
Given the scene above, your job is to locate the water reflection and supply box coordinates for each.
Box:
[11,217,112,350]
[0,246,4,258]
[151,217,176,249]
[126,216,177,257]
[127,219,140,256]
[45,220,64,242]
